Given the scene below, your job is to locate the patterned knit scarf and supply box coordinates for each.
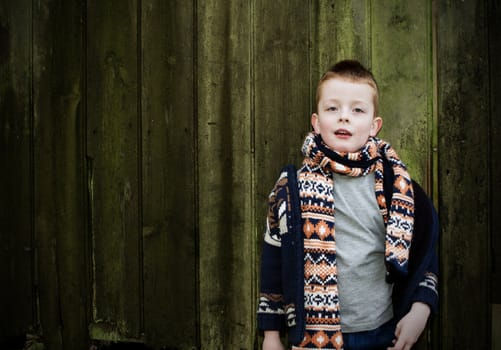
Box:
[294,133,414,350]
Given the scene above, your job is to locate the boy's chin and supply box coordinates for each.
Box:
[326,142,364,154]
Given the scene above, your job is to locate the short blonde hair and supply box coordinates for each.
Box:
[316,60,379,115]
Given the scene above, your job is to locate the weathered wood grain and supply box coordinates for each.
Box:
[371,1,433,188]
[489,0,501,306]
[141,0,197,348]
[0,1,498,349]
[32,1,89,348]
[0,0,34,339]
[86,0,142,342]
[253,0,311,251]
[437,0,490,348]
[197,1,255,348]
[310,0,371,83]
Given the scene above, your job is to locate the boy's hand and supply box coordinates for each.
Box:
[263,330,285,350]
[387,302,430,350]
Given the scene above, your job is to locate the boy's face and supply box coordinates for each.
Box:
[312,78,382,153]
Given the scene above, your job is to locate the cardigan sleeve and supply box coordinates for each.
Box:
[411,253,439,314]
[408,184,440,315]
[257,172,289,331]
[393,181,440,319]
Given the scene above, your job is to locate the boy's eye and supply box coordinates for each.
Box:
[354,108,365,113]
[327,106,338,112]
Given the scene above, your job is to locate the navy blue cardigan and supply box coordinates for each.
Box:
[257,165,439,344]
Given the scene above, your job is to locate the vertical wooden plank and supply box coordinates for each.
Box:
[87,0,142,341]
[371,1,433,188]
[488,0,501,306]
[488,0,501,346]
[310,0,371,83]
[0,0,34,340]
[141,1,197,348]
[197,1,254,348]
[437,1,490,348]
[254,0,311,248]
[32,1,89,349]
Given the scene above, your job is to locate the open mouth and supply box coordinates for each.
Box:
[334,129,352,136]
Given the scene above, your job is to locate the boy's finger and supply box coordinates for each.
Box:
[389,336,406,350]
[394,323,402,338]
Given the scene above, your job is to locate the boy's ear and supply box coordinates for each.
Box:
[311,113,320,133]
[370,116,383,136]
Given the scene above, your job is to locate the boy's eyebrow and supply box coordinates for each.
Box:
[322,98,339,103]
[322,98,370,105]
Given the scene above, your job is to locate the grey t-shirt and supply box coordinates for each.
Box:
[333,172,393,333]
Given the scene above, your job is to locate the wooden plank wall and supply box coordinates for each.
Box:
[0,1,499,349]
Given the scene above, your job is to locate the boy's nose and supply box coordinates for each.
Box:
[338,114,349,122]
[338,109,350,122]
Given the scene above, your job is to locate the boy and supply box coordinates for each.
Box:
[258,60,439,350]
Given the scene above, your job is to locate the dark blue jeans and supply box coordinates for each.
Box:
[342,319,396,350]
